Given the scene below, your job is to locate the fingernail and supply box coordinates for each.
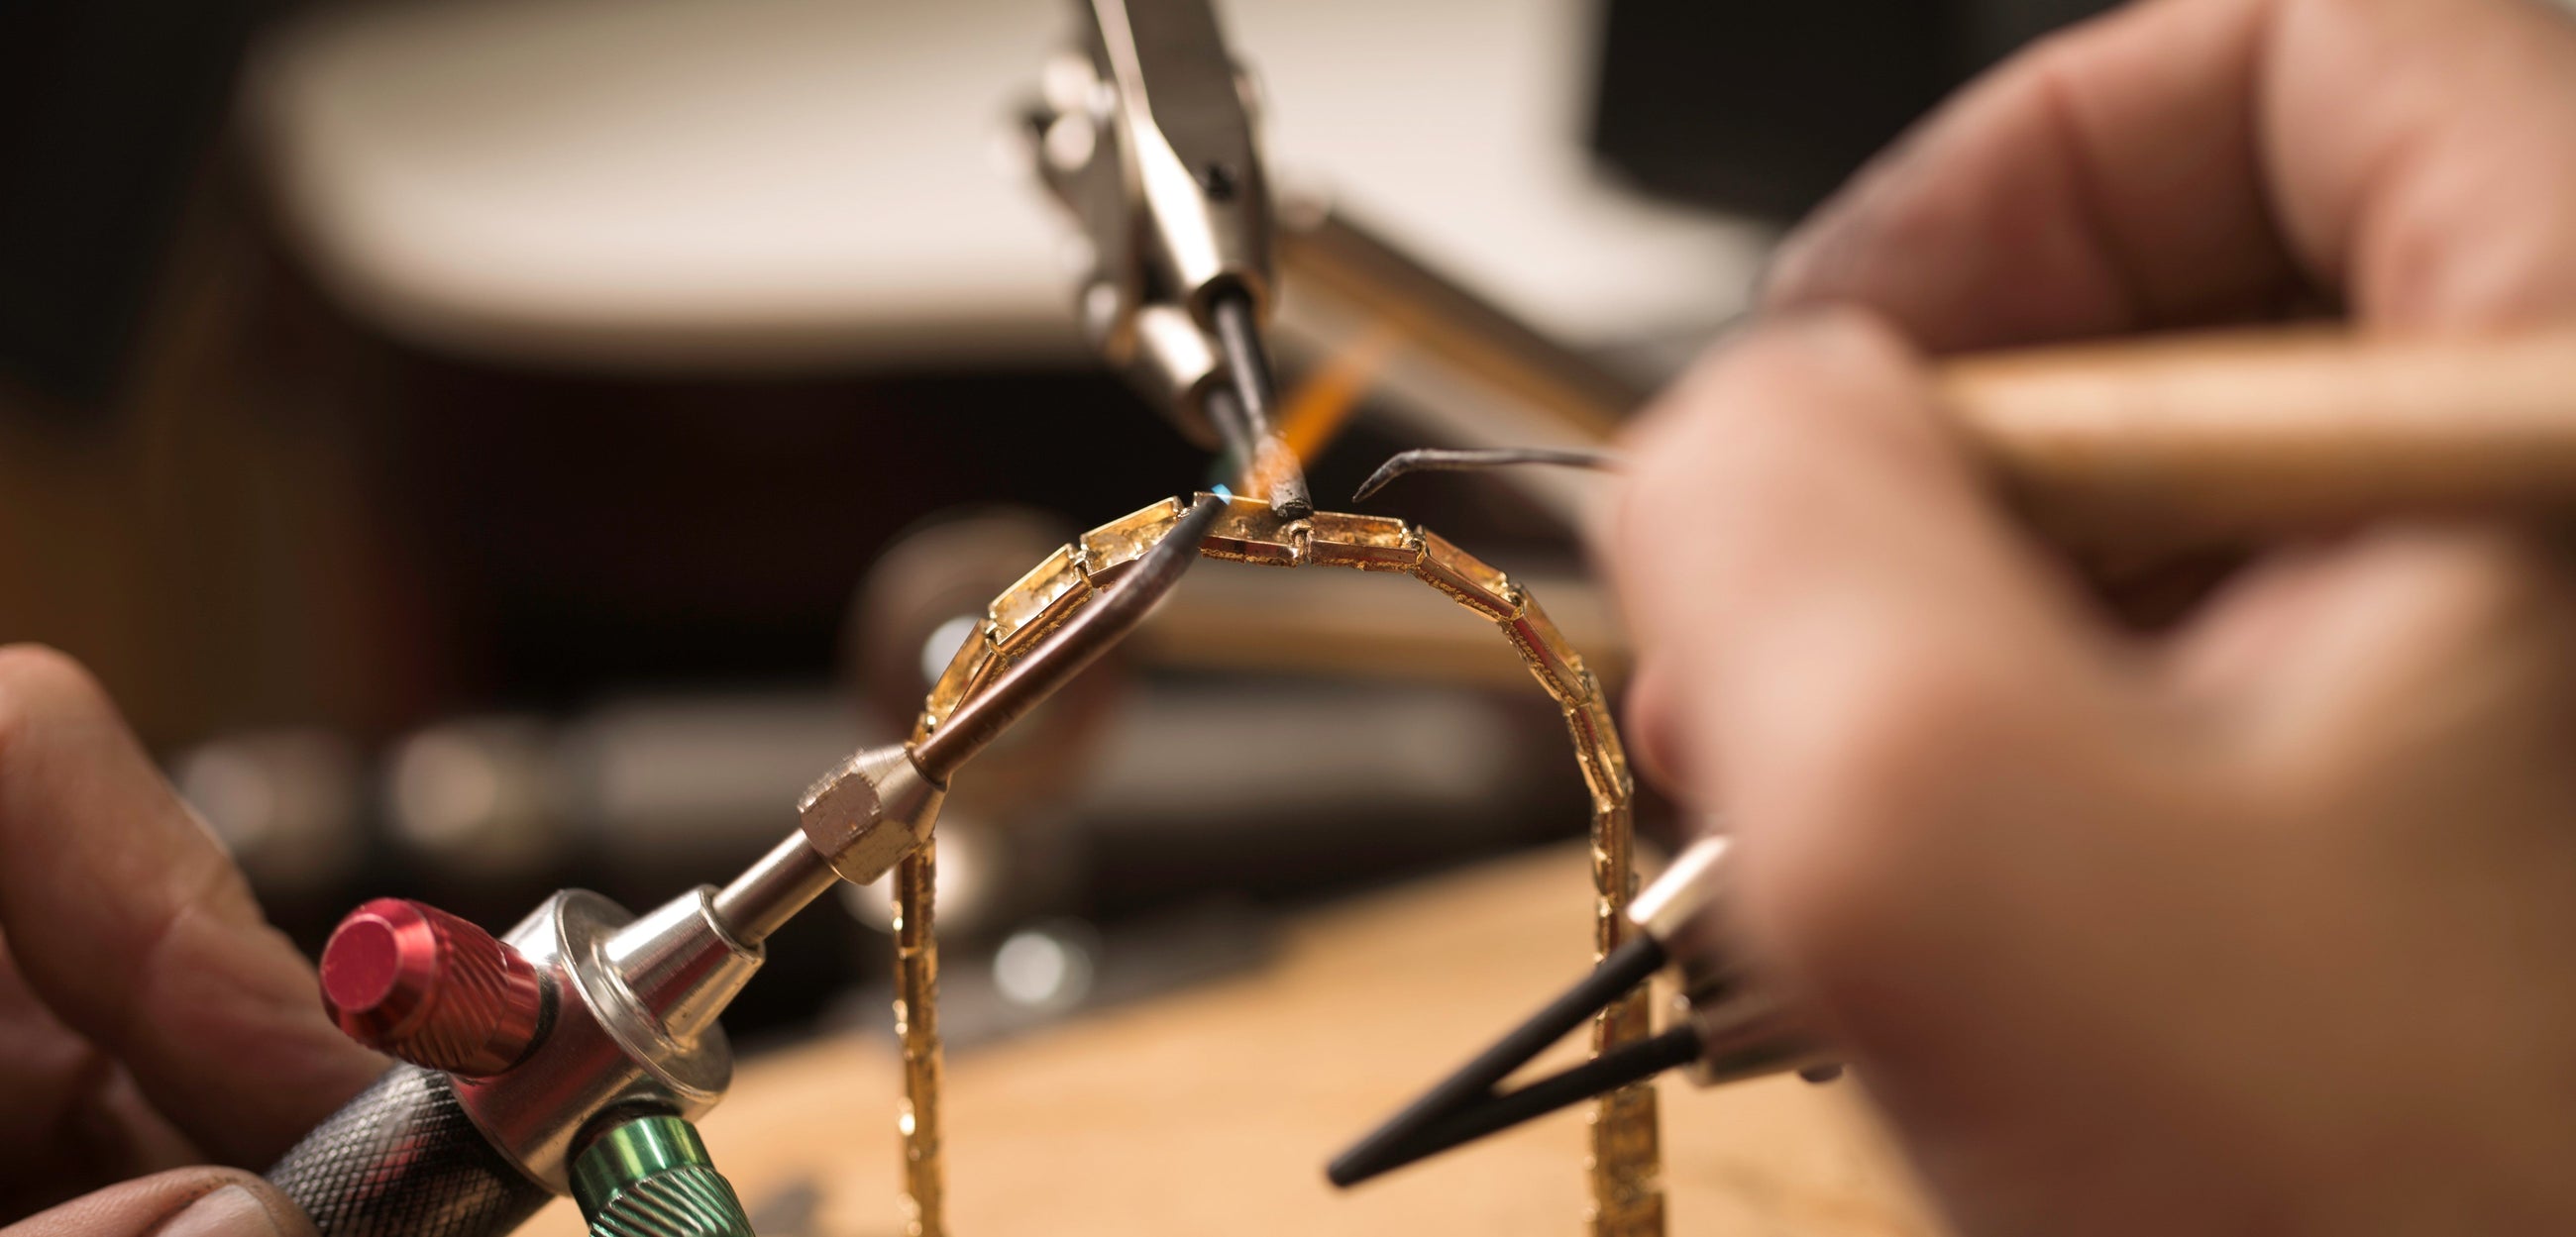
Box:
[159,1186,284,1237]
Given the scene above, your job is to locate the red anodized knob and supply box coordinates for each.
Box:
[319,898,546,1077]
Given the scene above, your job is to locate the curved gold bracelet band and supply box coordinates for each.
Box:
[892,493,1665,1237]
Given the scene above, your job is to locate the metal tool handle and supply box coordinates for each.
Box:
[571,1113,755,1237]
[268,1064,554,1237]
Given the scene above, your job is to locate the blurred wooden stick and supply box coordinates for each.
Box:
[1942,327,2576,547]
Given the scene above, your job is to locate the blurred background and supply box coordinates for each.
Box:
[0,0,2118,1047]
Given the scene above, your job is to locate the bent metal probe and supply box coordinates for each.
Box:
[1349,447,1623,504]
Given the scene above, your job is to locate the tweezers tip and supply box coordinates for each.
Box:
[1325,1136,1407,1189]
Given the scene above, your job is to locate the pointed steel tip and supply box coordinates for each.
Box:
[1351,447,1624,506]
[1349,456,1409,504]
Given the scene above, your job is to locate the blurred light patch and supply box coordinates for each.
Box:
[992,921,1097,1012]
[174,729,365,897]
[385,717,567,878]
[919,614,981,687]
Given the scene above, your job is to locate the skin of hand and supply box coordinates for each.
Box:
[0,646,385,1237]
[1605,0,2576,1233]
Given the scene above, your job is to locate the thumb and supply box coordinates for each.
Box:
[2,1171,311,1237]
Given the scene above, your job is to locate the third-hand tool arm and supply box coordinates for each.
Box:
[264,495,1226,1237]
[1026,0,1310,518]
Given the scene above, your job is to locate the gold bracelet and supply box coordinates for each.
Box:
[895,492,1664,1237]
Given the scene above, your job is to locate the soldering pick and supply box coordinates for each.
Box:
[1350,447,1623,503]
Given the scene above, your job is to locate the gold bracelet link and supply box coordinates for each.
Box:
[1077,496,1188,588]
[990,545,1096,662]
[892,843,945,1237]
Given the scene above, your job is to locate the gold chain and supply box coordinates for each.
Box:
[895,493,1664,1237]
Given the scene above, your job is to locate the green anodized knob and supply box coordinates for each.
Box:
[571,1115,756,1237]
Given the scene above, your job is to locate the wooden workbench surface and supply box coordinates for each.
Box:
[530,845,1936,1237]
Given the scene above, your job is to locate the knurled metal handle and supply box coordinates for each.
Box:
[320,899,548,1078]
[268,1064,554,1237]
[571,1114,753,1237]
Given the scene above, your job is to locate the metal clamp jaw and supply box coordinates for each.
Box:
[1025,0,1273,449]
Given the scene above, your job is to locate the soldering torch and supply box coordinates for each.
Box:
[262,496,1226,1237]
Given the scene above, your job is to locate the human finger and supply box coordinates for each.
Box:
[2177,525,2576,774]
[1767,0,2576,349]
[1605,311,2117,811]
[1600,312,2138,1008]
[1,1171,311,1237]
[1617,655,1694,800]
[0,647,382,1169]
[0,946,196,1218]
